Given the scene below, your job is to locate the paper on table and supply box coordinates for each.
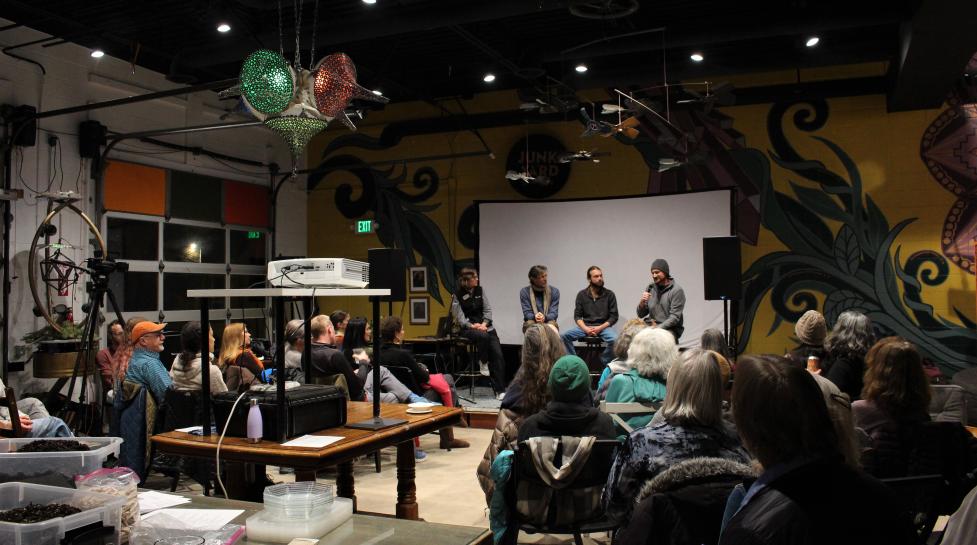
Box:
[174,425,202,433]
[137,490,191,513]
[140,508,244,531]
[281,435,344,448]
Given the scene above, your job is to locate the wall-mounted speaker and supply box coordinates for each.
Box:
[12,105,36,147]
[703,236,741,300]
[79,120,106,158]
[368,247,406,302]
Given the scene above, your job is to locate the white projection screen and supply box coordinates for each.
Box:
[477,189,734,347]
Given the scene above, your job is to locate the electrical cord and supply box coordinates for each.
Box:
[215,389,250,499]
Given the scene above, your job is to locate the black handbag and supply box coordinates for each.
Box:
[212,384,347,442]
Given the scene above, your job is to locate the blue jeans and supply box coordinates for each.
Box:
[27,416,73,438]
[561,326,617,364]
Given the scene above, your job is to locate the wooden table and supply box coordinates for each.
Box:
[151,401,462,519]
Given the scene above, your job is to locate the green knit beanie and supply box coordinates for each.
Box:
[548,355,591,402]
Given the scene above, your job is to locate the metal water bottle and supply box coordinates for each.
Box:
[246,398,263,443]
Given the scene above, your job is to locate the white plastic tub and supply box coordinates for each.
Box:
[0,438,122,488]
[246,497,353,543]
[0,482,126,545]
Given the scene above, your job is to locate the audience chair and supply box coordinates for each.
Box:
[577,337,606,384]
[881,474,945,545]
[931,384,968,425]
[598,400,660,434]
[0,387,25,438]
[158,389,213,495]
[951,367,977,426]
[385,364,424,396]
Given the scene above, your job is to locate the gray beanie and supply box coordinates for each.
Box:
[651,259,671,278]
[795,310,827,346]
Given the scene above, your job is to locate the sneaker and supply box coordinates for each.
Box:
[415,449,427,462]
[479,361,490,376]
[496,392,505,401]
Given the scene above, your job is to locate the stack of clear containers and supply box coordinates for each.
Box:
[262,482,334,520]
[247,482,352,543]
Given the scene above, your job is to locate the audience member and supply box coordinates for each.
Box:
[823,310,875,400]
[785,310,828,368]
[218,323,265,376]
[604,327,677,432]
[451,267,507,398]
[636,259,686,342]
[477,323,565,502]
[0,375,71,437]
[595,319,646,402]
[169,321,227,393]
[700,328,733,363]
[604,349,749,525]
[719,355,916,545]
[96,319,124,390]
[519,265,560,331]
[518,355,616,441]
[330,310,349,348]
[123,321,172,403]
[309,315,364,400]
[561,266,619,365]
[110,316,146,390]
[281,319,306,383]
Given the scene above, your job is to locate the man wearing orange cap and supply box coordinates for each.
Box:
[124,321,172,402]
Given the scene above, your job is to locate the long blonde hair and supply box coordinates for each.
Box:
[219,323,247,368]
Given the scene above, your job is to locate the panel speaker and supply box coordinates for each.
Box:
[79,120,106,158]
[703,236,741,300]
[368,247,406,302]
[11,105,36,147]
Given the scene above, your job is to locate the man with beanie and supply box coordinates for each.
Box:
[787,310,828,368]
[637,258,686,342]
[518,355,617,441]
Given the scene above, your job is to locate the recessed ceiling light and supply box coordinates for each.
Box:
[805,36,820,47]
[372,89,383,95]
[217,22,231,33]
[362,0,377,4]
[483,73,496,83]
[690,53,704,62]
[90,49,105,58]
[575,64,588,73]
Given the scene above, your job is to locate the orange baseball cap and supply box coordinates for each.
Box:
[130,321,168,343]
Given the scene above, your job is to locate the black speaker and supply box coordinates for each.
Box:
[703,236,741,300]
[11,105,36,147]
[368,247,406,302]
[79,120,106,158]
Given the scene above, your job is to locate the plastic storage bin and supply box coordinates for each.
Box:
[0,438,122,488]
[0,482,126,545]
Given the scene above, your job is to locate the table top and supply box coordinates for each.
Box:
[151,402,463,469]
[162,493,490,545]
[186,288,391,298]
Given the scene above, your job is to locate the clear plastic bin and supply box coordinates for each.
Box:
[0,481,126,545]
[0,438,123,488]
[263,482,334,519]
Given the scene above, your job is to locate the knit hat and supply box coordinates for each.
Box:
[548,355,591,402]
[794,310,827,346]
[651,259,671,278]
[130,321,167,343]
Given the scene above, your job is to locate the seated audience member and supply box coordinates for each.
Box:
[604,349,750,525]
[96,319,125,390]
[169,321,227,393]
[477,323,565,503]
[518,355,616,441]
[822,310,875,400]
[700,328,733,363]
[330,310,349,349]
[604,327,677,432]
[0,375,72,437]
[309,315,364,400]
[108,316,146,393]
[281,319,306,383]
[719,355,916,545]
[595,319,646,402]
[121,321,172,403]
[785,310,827,368]
[218,323,265,382]
[853,337,977,506]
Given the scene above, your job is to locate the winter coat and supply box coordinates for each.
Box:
[478,407,523,505]
[615,457,756,545]
[823,352,865,401]
[604,369,667,433]
[518,401,617,443]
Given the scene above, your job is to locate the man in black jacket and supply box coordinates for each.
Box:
[309,315,364,400]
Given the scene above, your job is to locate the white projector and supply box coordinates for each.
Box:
[267,258,370,288]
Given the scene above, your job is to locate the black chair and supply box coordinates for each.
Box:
[0,387,25,437]
[576,337,606,386]
[385,364,424,395]
[506,438,620,545]
[881,474,945,545]
[155,389,213,495]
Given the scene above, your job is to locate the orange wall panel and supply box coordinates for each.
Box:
[103,161,166,216]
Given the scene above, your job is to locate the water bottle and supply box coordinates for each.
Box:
[246,398,263,443]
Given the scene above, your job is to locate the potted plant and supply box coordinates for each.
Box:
[23,321,96,379]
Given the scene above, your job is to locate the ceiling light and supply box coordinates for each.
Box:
[362,0,377,4]
[372,89,383,95]
[805,36,820,47]
[217,22,231,33]
[483,73,496,83]
[90,48,105,59]
[690,53,704,62]
[575,64,588,73]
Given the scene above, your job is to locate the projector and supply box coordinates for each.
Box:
[267,258,370,288]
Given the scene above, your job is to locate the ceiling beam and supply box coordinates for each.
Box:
[887,0,977,112]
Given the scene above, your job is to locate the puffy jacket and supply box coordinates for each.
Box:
[477,407,523,505]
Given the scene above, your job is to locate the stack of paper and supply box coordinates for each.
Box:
[138,490,192,513]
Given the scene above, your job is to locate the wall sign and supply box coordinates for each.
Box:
[505,134,570,199]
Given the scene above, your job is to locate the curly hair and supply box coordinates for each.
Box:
[825,311,875,361]
[512,323,565,414]
[861,337,931,421]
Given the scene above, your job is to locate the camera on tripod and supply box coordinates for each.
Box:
[84,256,129,276]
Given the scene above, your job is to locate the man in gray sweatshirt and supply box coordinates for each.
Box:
[636,258,686,342]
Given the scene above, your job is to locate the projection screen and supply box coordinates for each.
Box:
[477,189,733,347]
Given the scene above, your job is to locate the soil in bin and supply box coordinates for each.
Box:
[17,440,90,453]
[0,503,81,523]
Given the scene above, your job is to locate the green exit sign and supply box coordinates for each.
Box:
[356,220,374,234]
[247,231,262,239]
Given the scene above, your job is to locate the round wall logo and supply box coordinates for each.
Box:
[505,134,570,198]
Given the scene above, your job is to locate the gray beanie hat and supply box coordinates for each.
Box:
[651,259,671,278]
[795,310,827,346]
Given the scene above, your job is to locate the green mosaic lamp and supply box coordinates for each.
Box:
[264,115,329,160]
[239,49,296,117]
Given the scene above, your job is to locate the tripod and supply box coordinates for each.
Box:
[59,256,127,433]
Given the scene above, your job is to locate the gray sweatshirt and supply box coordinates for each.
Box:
[636,281,686,340]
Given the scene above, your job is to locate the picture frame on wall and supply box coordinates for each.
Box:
[409,296,429,325]
[409,266,427,292]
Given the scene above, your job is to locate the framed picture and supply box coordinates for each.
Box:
[409,296,429,325]
[409,266,427,292]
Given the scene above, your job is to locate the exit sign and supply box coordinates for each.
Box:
[356,220,374,234]
[247,231,262,239]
